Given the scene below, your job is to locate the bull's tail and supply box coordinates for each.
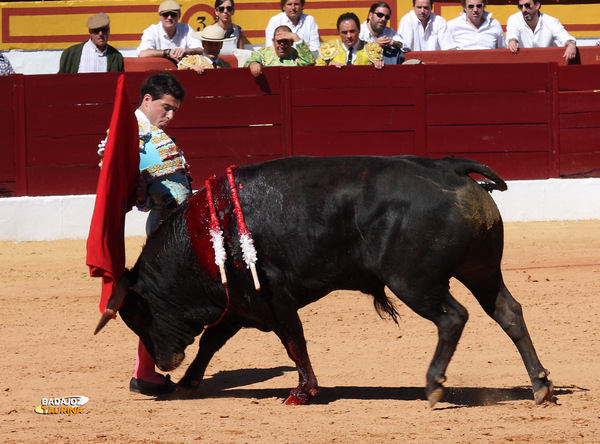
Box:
[372,287,400,325]
[449,156,508,192]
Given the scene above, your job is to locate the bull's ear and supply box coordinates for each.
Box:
[93,273,131,335]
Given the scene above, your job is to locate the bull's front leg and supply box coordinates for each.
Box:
[273,312,319,405]
[177,322,241,393]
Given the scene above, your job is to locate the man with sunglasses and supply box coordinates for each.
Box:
[447,0,505,49]
[398,0,455,52]
[359,2,404,64]
[506,0,576,61]
[58,12,123,73]
[137,0,203,63]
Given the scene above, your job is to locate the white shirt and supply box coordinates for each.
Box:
[136,22,203,55]
[447,11,505,50]
[78,39,107,73]
[506,12,575,48]
[398,10,455,52]
[359,21,403,47]
[342,41,357,64]
[264,12,320,52]
[220,24,242,55]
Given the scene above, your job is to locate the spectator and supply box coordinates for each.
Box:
[58,13,123,73]
[447,0,505,49]
[245,25,315,77]
[506,0,576,61]
[359,2,404,64]
[398,0,455,51]
[179,24,234,72]
[0,53,15,75]
[137,0,203,63]
[213,0,245,54]
[316,12,384,69]
[265,0,320,53]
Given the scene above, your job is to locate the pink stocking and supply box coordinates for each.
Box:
[133,339,164,384]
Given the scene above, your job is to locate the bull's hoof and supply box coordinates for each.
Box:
[284,387,316,405]
[427,387,444,408]
[174,383,199,397]
[533,380,555,405]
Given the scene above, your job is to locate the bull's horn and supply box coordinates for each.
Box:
[94,308,117,335]
[93,275,129,335]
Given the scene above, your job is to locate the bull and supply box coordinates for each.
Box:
[95,155,554,406]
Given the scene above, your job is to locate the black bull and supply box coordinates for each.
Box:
[95,155,554,406]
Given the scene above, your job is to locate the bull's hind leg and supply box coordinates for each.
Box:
[469,279,554,404]
[177,322,241,392]
[387,280,469,407]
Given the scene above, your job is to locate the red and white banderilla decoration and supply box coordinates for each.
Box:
[205,177,227,285]
[227,166,261,291]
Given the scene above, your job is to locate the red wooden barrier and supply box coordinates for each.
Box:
[405,46,600,66]
[557,65,600,177]
[0,61,599,197]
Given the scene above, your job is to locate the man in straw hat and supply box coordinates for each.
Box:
[137,0,203,63]
[58,12,123,73]
[178,24,235,73]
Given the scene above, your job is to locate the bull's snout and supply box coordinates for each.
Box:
[155,351,185,372]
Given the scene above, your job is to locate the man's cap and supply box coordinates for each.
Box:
[158,0,181,13]
[191,24,236,42]
[86,13,110,30]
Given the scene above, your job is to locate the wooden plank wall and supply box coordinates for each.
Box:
[0,75,16,197]
[0,63,599,197]
[425,63,557,180]
[288,65,425,157]
[557,65,600,177]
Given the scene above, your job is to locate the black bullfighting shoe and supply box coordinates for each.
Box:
[129,374,176,396]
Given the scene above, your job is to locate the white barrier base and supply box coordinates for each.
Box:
[1,178,599,242]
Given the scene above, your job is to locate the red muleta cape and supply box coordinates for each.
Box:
[86,74,139,313]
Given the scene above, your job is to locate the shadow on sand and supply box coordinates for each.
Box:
[154,366,582,407]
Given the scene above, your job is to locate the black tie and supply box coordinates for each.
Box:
[212,60,218,68]
[347,47,353,65]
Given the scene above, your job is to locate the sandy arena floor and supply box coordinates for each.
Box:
[1,220,599,443]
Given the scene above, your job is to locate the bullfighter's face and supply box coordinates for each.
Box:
[274,32,294,58]
[338,20,360,48]
[202,41,223,60]
[140,93,181,130]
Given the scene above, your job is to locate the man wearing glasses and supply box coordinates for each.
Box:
[58,13,123,73]
[506,0,576,61]
[137,0,203,63]
[398,0,456,52]
[359,2,405,64]
[447,0,505,49]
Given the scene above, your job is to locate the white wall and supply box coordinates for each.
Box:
[1,178,599,242]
